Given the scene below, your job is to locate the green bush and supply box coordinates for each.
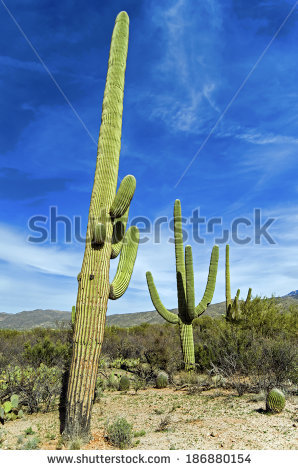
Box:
[107,373,119,390]
[23,337,71,368]
[0,394,23,423]
[119,375,130,391]
[21,436,40,450]
[105,417,133,449]
[0,327,72,370]
[156,372,168,389]
[0,364,62,413]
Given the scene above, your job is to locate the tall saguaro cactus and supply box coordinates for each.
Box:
[64,12,139,441]
[225,244,251,322]
[146,200,219,370]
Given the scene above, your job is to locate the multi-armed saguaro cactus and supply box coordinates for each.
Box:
[64,12,139,441]
[146,200,219,371]
[225,244,251,322]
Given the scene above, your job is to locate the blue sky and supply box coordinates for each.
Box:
[0,0,297,314]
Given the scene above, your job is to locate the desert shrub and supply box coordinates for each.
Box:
[156,372,168,389]
[93,376,106,403]
[119,375,130,391]
[107,373,119,390]
[105,417,133,449]
[192,298,297,394]
[0,364,62,413]
[95,376,107,392]
[253,337,297,391]
[69,439,81,450]
[156,414,171,432]
[0,327,72,369]
[21,436,40,450]
[132,376,145,393]
[103,323,182,376]
[23,337,71,368]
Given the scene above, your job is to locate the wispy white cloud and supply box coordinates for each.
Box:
[0,208,297,315]
[220,126,298,146]
[0,224,82,277]
[140,0,223,134]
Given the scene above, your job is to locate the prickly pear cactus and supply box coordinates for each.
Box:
[266,388,285,413]
[156,371,169,389]
[0,394,23,423]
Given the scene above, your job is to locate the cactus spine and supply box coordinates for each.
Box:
[146,200,219,371]
[64,12,139,441]
[225,245,251,322]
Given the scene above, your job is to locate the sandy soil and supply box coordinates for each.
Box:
[0,388,297,450]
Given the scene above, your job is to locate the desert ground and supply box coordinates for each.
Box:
[0,387,297,450]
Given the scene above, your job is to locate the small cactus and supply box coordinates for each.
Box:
[266,388,285,413]
[119,375,130,391]
[156,372,169,389]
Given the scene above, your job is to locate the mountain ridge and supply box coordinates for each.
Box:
[0,292,297,330]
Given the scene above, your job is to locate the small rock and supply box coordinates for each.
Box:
[210,432,219,437]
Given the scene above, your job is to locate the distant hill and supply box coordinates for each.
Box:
[0,309,71,330]
[285,290,298,297]
[0,293,297,330]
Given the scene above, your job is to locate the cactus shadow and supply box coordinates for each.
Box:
[255,407,273,414]
[59,368,69,434]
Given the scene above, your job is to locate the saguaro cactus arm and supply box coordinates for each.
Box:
[111,209,129,259]
[225,244,231,312]
[174,199,186,286]
[226,288,240,320]
[195,245,219,316]
[246,287,252,303]
[93,223,106,245]
[146,272,179,324]
[109,226,139,300]
[110,175,136,219]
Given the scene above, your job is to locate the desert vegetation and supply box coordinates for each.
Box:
[0,295,297,449]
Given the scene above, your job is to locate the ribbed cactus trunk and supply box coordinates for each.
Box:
[179,323,195,371]
[63,12,139,441]
[146,200,219,371]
